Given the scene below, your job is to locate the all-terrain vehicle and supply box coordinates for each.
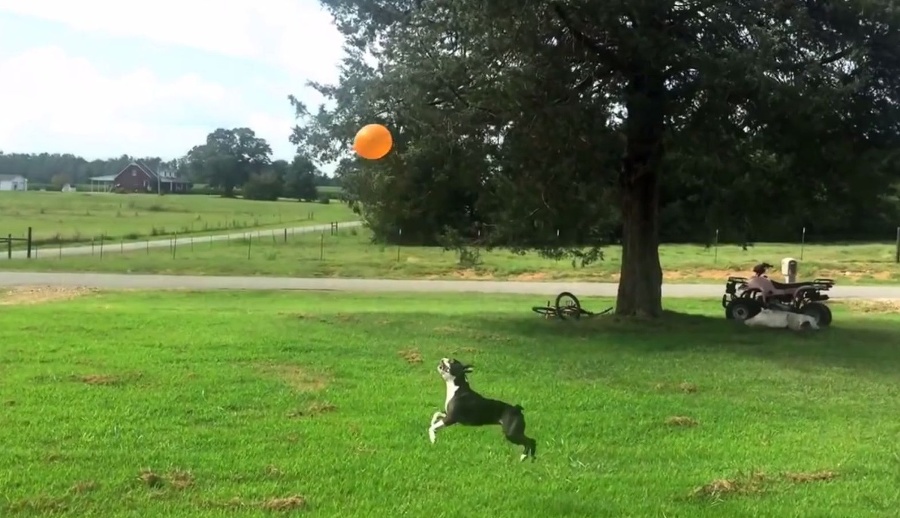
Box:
[721,262,834,327]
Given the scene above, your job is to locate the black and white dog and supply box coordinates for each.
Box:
[428,357,537,461]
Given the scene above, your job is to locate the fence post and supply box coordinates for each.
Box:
[7,234,11,259]
[26,227,32,259]
[319,232,324,260]
[59,242,62,259]
[92,237,95,256]
[800,227,806,260]
[172,233,178,259]
[397,228,402,262]
[247,235,252,259]
[284,228,287,243]
[99,234,105,259]
[714,229,719,263]
[895,226,899,264]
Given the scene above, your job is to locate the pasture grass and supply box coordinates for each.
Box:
[1,289,899,517]
[7,225,900,284]
[0,191,356,246]
[317,186,343,195]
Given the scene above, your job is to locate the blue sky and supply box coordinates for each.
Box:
[0,0,344,162]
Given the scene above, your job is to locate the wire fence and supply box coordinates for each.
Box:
[15,221,352,261]
[6,223,900,286]
[704,226,900,263]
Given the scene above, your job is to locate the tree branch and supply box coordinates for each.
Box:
[818,46,854,66]
[549,2,625,72]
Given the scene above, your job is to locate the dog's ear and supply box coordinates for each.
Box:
[463,364,474,373]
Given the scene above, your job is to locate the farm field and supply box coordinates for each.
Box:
[0,191,356,246]
[0,289,898,517]
[5,225,900,285]
[317,186,342,196]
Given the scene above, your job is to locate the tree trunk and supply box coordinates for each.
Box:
[616,167,663,316]
[615,71,666,317]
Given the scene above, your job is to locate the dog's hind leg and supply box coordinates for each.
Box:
[501,410,537,461]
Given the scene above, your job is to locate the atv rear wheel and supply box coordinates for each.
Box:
[800,302,832,327]
[725,298,762,321]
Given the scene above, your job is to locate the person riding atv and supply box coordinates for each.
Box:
[722,263,834,326]
[748,262,824,299]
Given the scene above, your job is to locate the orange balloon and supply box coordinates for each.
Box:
[353,123,393,160]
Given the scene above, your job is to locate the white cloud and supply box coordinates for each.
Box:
[0,46,260,158]
[0,0,345,85]
[0,1,346,161]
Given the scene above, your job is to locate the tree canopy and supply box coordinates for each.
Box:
[185,128,274,197]
[289,0,900,316]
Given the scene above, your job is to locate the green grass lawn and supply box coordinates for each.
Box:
[7,225,900,284]
[0,191,356,246]
[1,289,899,517]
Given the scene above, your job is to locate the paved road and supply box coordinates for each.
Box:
[0,220,363,260]
[1,271,898,299]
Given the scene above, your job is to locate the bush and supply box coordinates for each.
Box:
[318,188,343,200]
[188,186,222,196]
[242,173,283,201]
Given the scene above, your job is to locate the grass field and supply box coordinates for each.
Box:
[7,225,900,284]
[1,289,899,517]
[0,191,356,246]
[317,186,342,195]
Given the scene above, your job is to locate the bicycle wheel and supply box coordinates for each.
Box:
[531,306,557,318]
[554,291,582,320]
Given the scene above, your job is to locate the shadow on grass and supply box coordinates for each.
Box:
[463,310,900,378]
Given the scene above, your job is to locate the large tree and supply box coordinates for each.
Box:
[283,154,320,201]
[185,128,273,197]
[291,0,900,316]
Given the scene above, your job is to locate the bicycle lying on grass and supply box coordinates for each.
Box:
[531,291,614,320]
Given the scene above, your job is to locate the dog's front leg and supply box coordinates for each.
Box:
[428,411,446,444]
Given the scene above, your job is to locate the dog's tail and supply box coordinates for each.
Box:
[514,404,524,412]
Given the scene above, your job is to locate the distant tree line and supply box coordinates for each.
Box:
[0,128,341,202]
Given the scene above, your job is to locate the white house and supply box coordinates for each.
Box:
[0,174,27,191]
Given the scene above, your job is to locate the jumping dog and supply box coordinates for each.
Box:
[428,358,537,461]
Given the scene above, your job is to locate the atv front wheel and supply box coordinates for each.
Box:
[800,302,832,327]
[725,299,762,321]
